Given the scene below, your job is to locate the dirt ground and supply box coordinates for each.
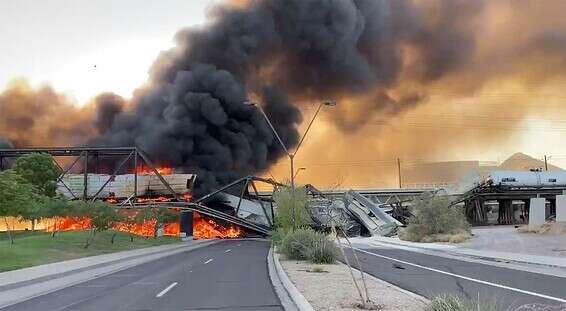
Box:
[462,225,566,257]
[279,255,427,311]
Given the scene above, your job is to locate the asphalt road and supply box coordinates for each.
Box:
[2,240,282,311]
[344,244,566,309]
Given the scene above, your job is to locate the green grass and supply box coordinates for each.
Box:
[0,230,180,272]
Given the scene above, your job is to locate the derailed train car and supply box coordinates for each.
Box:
[57,173,196,200]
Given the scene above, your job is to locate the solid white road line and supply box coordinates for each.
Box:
[204,258,214,264]
[225,249,232,253]
[156,282,178,298]
[353,247,566,303]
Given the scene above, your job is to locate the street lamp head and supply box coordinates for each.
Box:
[322,100,337,107]
[243,100,256,106]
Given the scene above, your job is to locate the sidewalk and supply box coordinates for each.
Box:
[349,228,566,270]
[0,239,216,308]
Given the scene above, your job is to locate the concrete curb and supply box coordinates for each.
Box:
[0,240,217,309]
[268,246,315,311]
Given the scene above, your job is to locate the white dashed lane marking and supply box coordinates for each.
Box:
[156,282,178,298]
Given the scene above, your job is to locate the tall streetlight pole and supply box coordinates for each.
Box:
[245,100,336,231]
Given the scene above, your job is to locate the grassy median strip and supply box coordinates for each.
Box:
[0,230,180,272]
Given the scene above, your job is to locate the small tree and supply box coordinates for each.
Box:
[152,207,179,238]
[134,208,154,238]
[13,153,61,230]
[0,171,36,245]
[43,198,73,237]
[72,201,120,248]
[120,211,139,242]
[273,185,312,231]
[13,153,61,198]
[20,198,45,231]
[401,193,470,242]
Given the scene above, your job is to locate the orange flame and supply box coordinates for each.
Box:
[49,217,91,231]
[136,166,173,175]
[135,196,172,203]
[47,209,180,237]
[181,192,192,202]
[193,212,243,239]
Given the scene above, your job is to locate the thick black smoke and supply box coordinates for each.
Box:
[93,93,125,133]
[4,0,566,194]
[89,64,299,195]
[91,0,488,194]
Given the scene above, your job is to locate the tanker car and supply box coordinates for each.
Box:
[57,173,196,200]
[483,170,566,190]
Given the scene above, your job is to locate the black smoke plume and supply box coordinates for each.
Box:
[3,0,566,194]
[91,0,484,194]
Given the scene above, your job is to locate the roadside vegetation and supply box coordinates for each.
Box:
[517,221,566,235]
[426,295,498,311]
[278,228,338,264]
[272,186,337,264]
[272,184,377,309]
[0,153,181,271]
[272,185,312,229]
[400,193,471,243]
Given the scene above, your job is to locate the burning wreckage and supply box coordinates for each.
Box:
[306,185,405,237]
[1,145,409,239]
[57,170,403,239]
[55,166,277,239]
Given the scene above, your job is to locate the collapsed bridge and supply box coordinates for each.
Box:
[0,147,276,237]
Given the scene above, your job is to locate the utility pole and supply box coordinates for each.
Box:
[397,157,402,188]
[544,155,548,171]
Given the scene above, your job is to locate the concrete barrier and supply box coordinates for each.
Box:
[556,194,566,222]
[529,198,546,225]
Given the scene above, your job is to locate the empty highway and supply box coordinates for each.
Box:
[344,243,566,310]
[1,240,282,311]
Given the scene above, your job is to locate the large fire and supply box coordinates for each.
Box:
[47,209,180,237]
[193,212,243,239]
[136,166,173,175]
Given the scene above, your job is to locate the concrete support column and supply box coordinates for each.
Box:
[556,194,566,222]
[529,197,546,225]
[180,211,193,237]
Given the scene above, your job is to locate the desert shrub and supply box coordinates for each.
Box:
[305,235,339,264]
[426,295,498,311]
[309,265,326,273]
[273,185,312,231]
[401,194,470,243]
[271,227,288,246]
[280,228,338,263]
[280,228,318,260]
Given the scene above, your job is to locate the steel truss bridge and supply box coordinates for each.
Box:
[0,147,274,236]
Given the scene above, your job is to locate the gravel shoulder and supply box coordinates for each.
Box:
[279,256,427,311]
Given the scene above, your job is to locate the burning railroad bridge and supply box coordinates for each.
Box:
[0,147,274,239]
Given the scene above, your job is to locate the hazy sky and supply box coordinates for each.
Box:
[0,0,214,103]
